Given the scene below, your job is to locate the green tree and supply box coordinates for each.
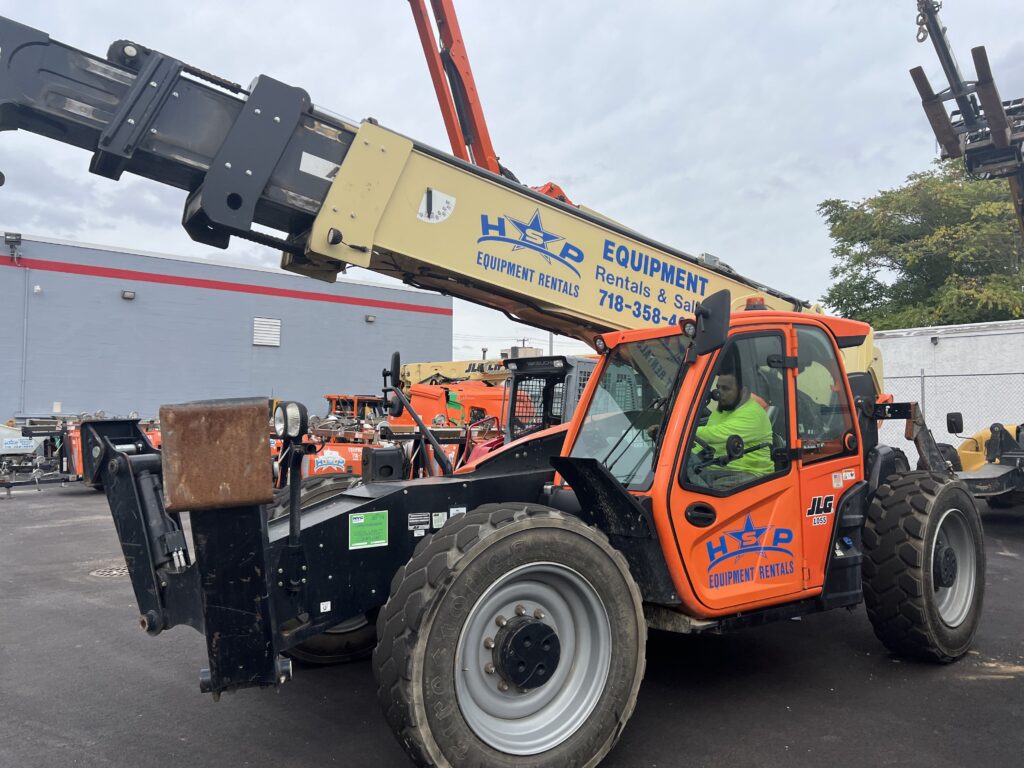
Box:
[819,161,1023,329]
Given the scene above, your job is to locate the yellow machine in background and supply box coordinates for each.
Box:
[400,358,508,387]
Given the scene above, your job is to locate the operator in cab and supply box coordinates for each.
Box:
[693,369,773,489]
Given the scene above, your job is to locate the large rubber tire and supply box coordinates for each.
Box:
[863,471,985,662]
[937,443,963,472]
[374,504,646,768]
[264,473,360,522]
[267,474,376,665]
[285,610,379,665]
[891,448,911,475]
[916,443,963,472]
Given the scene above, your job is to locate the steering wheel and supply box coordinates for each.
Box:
[688,436,718,476]
[687,436,717,485]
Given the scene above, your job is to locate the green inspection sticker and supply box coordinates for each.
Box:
[349,510,389,550]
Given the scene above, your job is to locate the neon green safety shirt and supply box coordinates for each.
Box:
[695,397,774,476]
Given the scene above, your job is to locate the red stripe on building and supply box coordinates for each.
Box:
[4,256,453,316]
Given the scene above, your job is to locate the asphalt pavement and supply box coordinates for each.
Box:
[1,484,1021,767]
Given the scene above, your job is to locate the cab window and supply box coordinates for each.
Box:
[795,325,855,464]
[681,333,789,493]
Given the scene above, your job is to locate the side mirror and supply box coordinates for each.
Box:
[694,289,731,356]
[390,351,402,389]
[946,411,963,434]
[725,434,745,461]
[388,351,404,417]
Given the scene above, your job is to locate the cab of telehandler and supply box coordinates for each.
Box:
[557,294,874,617]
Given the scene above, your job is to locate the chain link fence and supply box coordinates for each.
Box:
[878,371,1024,465]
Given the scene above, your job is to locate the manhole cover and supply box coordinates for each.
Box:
[90,565,129,578]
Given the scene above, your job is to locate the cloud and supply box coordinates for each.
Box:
[2,0,1022,350]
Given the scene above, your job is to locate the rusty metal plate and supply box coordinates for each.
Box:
[160,398,273,512]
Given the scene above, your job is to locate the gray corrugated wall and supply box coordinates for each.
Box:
[0,237,452,419]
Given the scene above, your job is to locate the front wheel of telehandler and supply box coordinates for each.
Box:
[374,504,646,768]
[863,471,985,662]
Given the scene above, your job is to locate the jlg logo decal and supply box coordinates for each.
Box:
[805,495,835,516]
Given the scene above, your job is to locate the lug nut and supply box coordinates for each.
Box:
[495,615,507,628]
[484,663,495,675]
[534,609,545,620]
[483,637,495,649]
[498,680,509,692]
[515,604,527,617]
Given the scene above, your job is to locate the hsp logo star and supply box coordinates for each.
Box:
[727,514,769,549]
[507,209,564,255]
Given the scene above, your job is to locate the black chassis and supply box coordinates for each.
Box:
[82,416,566,696]
[82,391,949,699]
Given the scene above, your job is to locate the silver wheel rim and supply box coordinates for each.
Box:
[454,562,611,755]
[932,508,976,627]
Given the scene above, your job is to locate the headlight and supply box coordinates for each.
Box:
[284,402,307,438]
[682,320,697,338]
[274,401,308,439]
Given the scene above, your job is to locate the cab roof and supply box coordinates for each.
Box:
[599,310,870,351]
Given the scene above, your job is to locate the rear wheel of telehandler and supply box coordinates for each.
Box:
[374,504,646,768]
[266,474,377,664]
[891,448,911,474]
[916,443,962,472]
[863,471,985,662]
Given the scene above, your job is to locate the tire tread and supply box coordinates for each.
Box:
[373,503,643,767]
[863,470,982,662]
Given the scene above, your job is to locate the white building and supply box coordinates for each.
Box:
[1,233,453,420]
[874,319,1024,451]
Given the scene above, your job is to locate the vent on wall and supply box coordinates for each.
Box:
[253,317,281,346]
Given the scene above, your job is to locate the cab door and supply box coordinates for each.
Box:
[666,328,804,613]
[792,324,864,588]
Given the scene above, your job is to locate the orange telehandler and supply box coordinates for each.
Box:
[0,11,986,768]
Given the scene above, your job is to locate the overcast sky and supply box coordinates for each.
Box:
[2,1,1022,359]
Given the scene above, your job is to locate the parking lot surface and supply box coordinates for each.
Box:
[1,484,1021,767]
